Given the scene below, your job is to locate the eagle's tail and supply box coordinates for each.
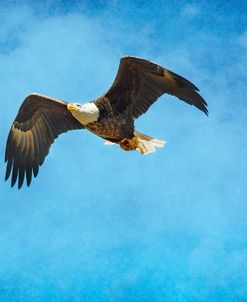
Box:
[133,131,166,155]
[105,131,166,155]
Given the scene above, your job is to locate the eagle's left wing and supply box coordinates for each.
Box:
[104,56,208,118]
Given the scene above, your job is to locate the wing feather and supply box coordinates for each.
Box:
[105,56,208,118]
[5,93,83,188]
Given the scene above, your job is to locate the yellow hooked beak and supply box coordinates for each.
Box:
[67,104,78,111]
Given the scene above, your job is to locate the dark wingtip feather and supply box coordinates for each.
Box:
[5,132,12,163]
[33,164,39,177]
[26,165,32,187]
[11,161,19,187]
[5,159,13,181]
[198,96,208,116]
[202,107,209,116]
[196,97,208,116]
[18,168,25,189]
[198,102,208,116]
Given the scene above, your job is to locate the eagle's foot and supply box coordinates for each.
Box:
[119,138,137,151]
[118,132,166,154]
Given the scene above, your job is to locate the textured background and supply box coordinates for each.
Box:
[0,1,247,301]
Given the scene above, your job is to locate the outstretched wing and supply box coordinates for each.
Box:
[5,93,83,189]
[105,56,208,118]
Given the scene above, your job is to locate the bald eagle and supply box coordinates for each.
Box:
[5,56,207,188]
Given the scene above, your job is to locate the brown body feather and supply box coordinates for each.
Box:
[87,96,134,141]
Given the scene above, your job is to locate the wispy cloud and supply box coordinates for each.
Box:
[239,30,247,48]
[181,3,201,18]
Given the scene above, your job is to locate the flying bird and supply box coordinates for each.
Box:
[5,56,208,188]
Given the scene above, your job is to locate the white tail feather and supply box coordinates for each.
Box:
[134,131,166,155]
[104,140,116,145]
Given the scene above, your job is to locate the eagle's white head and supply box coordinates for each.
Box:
[67,102,99,125]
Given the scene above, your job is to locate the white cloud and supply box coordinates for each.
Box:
[239,30,247,48]
[181,3,200,18]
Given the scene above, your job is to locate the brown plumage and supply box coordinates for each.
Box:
[5,95,83,188]
[105,56,207,117]
[5,56,208,188]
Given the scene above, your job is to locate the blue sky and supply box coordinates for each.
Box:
[0,0,247,301]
